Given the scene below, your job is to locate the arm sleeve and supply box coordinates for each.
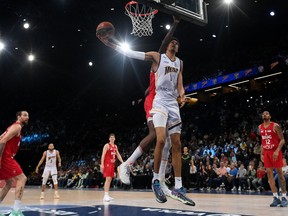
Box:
[115,45,145,60]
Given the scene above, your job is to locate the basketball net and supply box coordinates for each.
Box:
[125,1,158,37]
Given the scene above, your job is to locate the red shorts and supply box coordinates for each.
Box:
[103,163,115,178]
[144,94,154,120]
[263,149,283,168]
[0,156,23,180]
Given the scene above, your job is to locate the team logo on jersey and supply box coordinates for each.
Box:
[164,66,178,74]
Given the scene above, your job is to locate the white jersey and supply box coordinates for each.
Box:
[154,53,181,101]
[45,149,57,168]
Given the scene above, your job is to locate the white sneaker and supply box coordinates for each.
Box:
[160,181,171,197]
[231,186,236,191]
[103,195,112,202]
[118,162,130,185]
[54,193,60,199]
[238,186,241,191]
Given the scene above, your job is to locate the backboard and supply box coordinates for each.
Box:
[136,0,208,26]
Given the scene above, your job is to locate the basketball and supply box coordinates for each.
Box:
[96,21,115,39]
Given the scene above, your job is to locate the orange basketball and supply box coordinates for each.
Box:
[96,21,115,39]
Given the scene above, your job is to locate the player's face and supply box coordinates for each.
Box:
[19,111,29,125]
[168,40,179,53]
[109,135,115,142]
[262,111,271,121]
[48,144,54,150]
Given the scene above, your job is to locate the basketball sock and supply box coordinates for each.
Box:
[159,160,168,181]
[282,193,287,199]
[174,177,183,189]
[126,147,143,165]
[104,192,109,196]
[13,200,21,211]
[273,192,278,198]
[55,190,58,194]
[153,172,160,181]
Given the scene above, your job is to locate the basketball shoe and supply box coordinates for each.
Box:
[160,181,172,197]
[9,210,24,216]
[152,179,167,203]
[171,187,195,206]
[280,197,288,207]
[54,191,60,199]
[103,195,113,202]
[118,162,130,185]
[270,197,281,207]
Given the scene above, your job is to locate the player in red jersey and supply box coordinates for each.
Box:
[259,111,287,207]
[0,111,29,216]
[100,133,124,202]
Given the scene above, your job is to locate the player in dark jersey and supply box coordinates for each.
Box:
[259,111,287,207]
[100,133,124,202]
[0,111,29,216]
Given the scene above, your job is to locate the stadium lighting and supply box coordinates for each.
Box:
[254,72,282,80]
[165,24,171,30]
[0,41,4,51]
[28,54,35,61]
[224,0,233,4]
[23,22,30,29]
[270,11,275,16]
[204,86,222,92]
[120,42,131,52]
[185,92,197,97]
[88,61,93,66]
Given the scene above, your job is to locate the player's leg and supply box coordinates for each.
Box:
[103,176,113,202]
[118,120,156,185]
[52,170,60,199]
[159,135,172,197]
[40,169,49,199]
[0,179,13,203]
[149,104,169,203]
[9,173,27,216]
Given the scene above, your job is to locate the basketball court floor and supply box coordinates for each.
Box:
[0,187,287,216]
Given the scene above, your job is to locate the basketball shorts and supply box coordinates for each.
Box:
[263,149,283,168]
[144,94,154,122]
[0,156,23,180]
[103,163,115,178]
[42,166,58,178]
[150,99,182,135]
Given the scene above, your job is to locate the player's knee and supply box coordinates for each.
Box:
[42,177,48,185]
[52,175,58,184]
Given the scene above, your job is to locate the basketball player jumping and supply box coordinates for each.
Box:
[259,111,287,207]
[35,143,61,200]
[0,111,29,216]
[98,19,195,205]
[118,16,180,199]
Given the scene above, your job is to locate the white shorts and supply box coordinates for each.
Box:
[42,166,58,178]
[150,99,182,135]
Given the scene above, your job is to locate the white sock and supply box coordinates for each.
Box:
[13,200,21,211]
[273,192,278,198]
[127,147,143,164]
[104,192,109,196]
[153,172,160,181]
[175,177,182,189]
[282,193,286,199]
[159,160,167,181]
[41,192,44,195]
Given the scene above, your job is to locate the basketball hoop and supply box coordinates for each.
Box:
[125,1,158,37]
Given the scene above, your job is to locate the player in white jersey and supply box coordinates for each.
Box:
[98,29,195,206]
[35,143,61,199]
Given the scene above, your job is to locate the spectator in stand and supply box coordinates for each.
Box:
[236,163,247,191]
[228,162,238,191]
[252,161,266,191]
[213,161,228,190]
[274,158,288,192]
[246,162,256,191]
[182,146,192,189]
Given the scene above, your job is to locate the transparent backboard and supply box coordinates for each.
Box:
[136,0,208,26]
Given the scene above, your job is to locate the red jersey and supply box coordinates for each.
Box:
[2,122,21,158]
[144,72,156,120]
[104,143,118,164]
[259,122,280,150]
